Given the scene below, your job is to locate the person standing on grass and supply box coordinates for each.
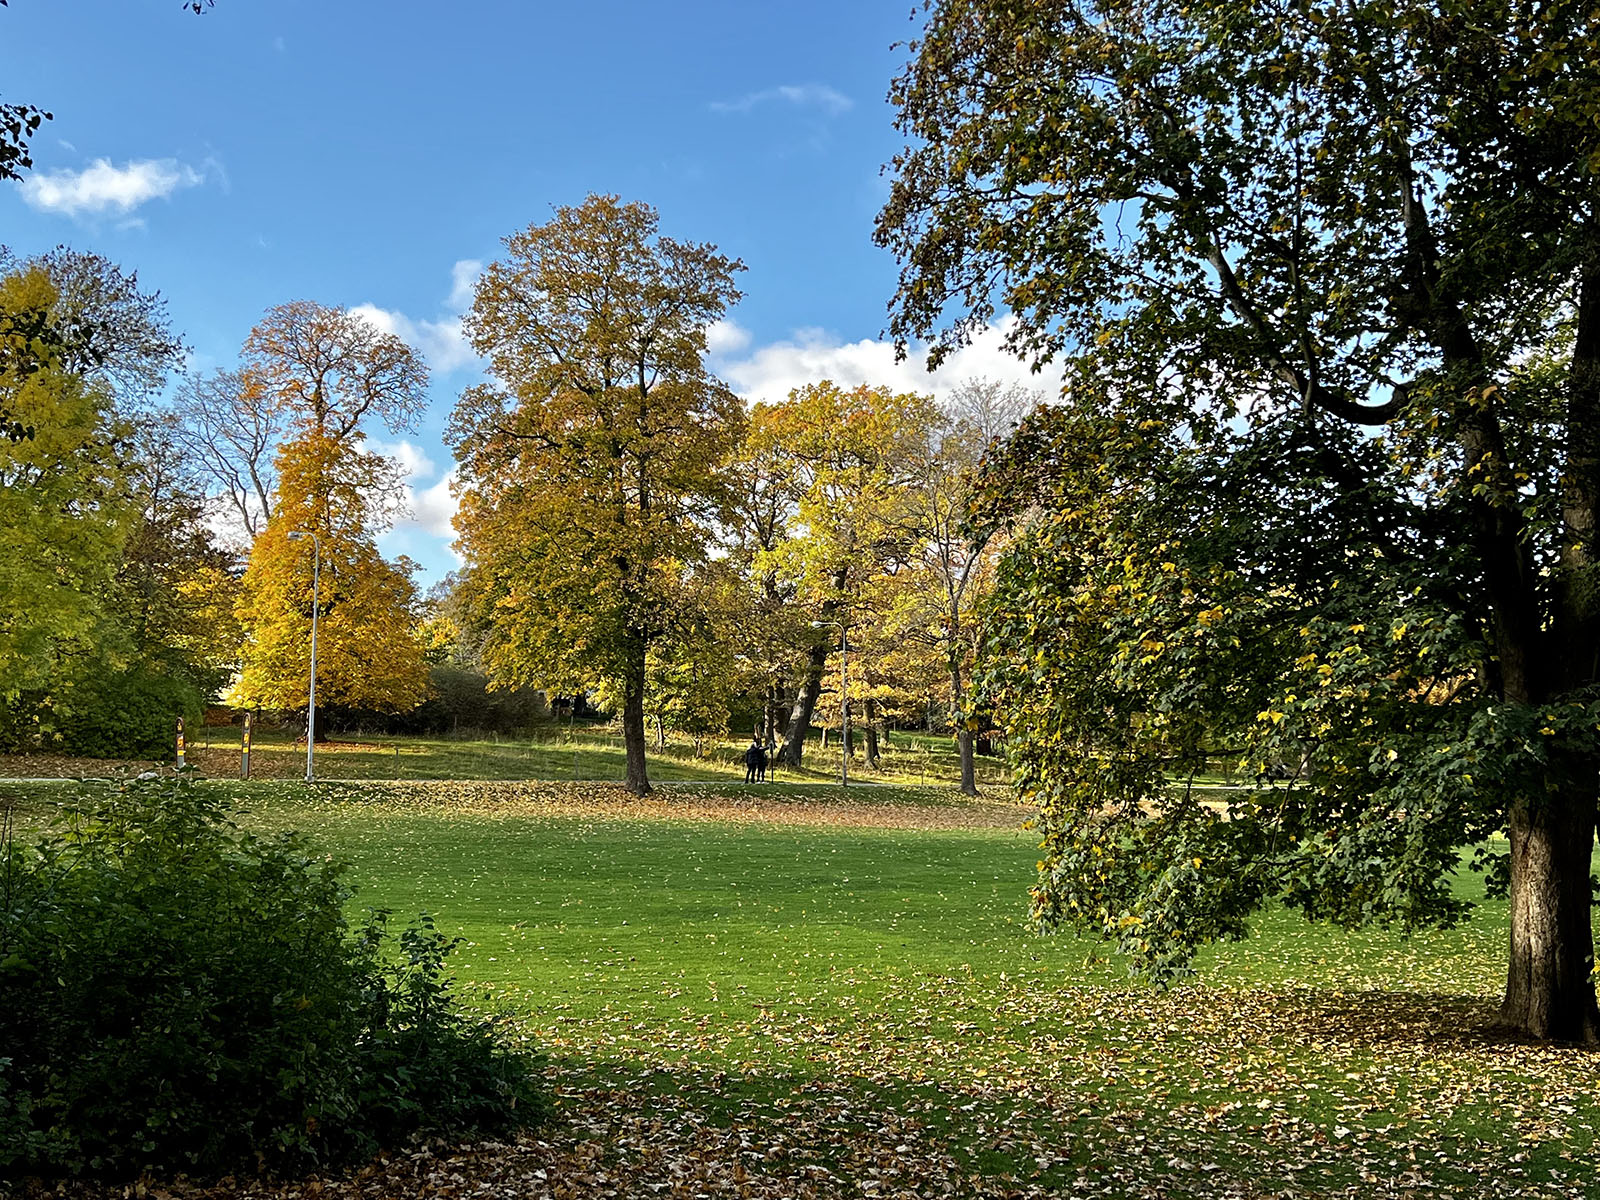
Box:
[760,735,776,782]
[744,737,763,784]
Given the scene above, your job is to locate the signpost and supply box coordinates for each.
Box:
[175,716,186,769]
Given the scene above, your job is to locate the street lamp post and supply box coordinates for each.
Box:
[810,620,848,787]
[286,530,321,783]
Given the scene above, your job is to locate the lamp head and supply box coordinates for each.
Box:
[287,531,307,541]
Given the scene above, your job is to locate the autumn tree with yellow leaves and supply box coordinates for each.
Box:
[757,382,942,768]
[232,302,431,726]
[450,195,745,796]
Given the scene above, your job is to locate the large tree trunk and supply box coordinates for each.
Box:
[1412,240,1600,1041]
[1501,783,1600,1042]
[957,729,977,796]
[780,572,849,767]
[863,697,881,767]
[949,654,978,797]
[622,658,651,796]
[779,641,828,766]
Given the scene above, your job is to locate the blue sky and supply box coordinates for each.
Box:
[2,0,1039,582]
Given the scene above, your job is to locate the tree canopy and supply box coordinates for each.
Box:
[451,195,746,795]
[879,0,1600,1041]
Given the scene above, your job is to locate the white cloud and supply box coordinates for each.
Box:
[351,302,478,374]
[448,258,483,309]
[704,318,752,356]
[410,470,459,540]
[711,83,853,117]
[370,439,459,543]
[19,157,205,218]
[351,258,485,375]
[369,437,437,483]
[711,316,1062,408]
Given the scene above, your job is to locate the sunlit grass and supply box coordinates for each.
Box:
[1,722,1010,790]
[4,778,1591,1197]
[258,783,1600,1196]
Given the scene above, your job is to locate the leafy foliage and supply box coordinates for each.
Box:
[0,260,227,757]
[0,666,203,759]
[451,195,746,794]
[233,430,429,716]
[0,772,546,1180]
[879,0,1600,1039]
[0,267,131,703]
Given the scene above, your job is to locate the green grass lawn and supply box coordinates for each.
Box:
[4,778,1592,1198]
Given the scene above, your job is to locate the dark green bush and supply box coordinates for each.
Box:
[0,666,203,758]
[0,773,546,1180]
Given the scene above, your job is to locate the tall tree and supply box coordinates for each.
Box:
[724,402,812,747]
[169,368,282,541]
[230,301,431,726]
[878,0,1600,1040]
[232,431,429,719]
[450,195,745,795]
[114,411,240,690]
[0,266,128,702]
[762,382,942,767]
[885,401,1019,794]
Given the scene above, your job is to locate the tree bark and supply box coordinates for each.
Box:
[949,651,978,797]
[1501,779,1600,1043]
[622,656,651,796]
[780,572,849,766]
[763,680,779,746]
[779,640,828,767]
[863,697,881,767]
[957,728,977,796]
[1392,190,1600,1040]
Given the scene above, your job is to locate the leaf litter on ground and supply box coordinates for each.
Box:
[10,781,1598,1199]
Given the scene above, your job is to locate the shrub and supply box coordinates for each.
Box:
[0,667,203,759]
[0,773,546,1180]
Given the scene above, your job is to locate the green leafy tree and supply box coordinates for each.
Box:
[0,255,211,756]
[879,0,1600,1040]
[450,195,745,796]
[0,267,129,705]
